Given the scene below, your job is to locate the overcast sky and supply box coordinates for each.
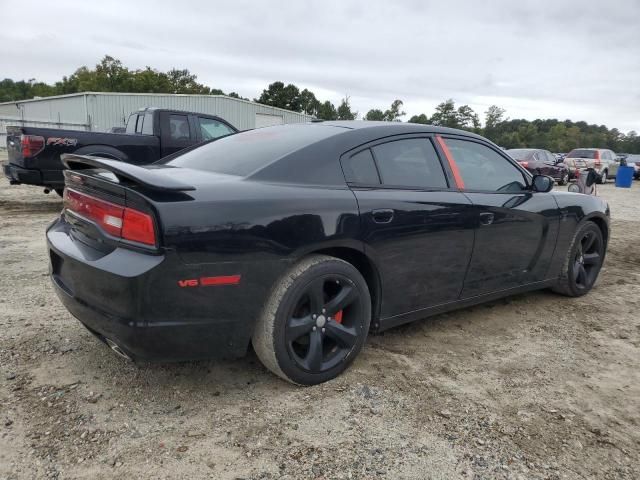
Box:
[1,0,639,132]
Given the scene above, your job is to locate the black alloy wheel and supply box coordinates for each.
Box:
[553,222,605,297]
[285,275,362,373]
[252,255,371,385]
[571,228,604,291]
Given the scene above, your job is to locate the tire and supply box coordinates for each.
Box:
[252,255,371,385]
[552,222,605,297]
[598,170,607,184]
[558,172,569,186]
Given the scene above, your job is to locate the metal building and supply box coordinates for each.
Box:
[0,92,313,147]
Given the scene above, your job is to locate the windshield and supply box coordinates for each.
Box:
[507,149,535,161]
[567,149,597,159]
[165,124,341,176]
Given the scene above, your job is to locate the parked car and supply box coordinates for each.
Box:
[48,122,610,385]
[507,148,570,185]
[3,107,237,195]
[563,148,619,184]
[625,154,640,179]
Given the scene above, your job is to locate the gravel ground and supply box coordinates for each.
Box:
[1,155,639,479]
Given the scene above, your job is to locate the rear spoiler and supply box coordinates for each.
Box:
[61,154,195,192]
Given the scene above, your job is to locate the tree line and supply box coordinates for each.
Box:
[1,56,638,153]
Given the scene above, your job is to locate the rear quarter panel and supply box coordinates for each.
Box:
[150,179,361,345]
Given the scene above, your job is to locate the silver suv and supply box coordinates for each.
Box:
[563,148,619,184]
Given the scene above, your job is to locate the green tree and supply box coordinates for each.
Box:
[316,100,338,120]
[166,68,210,94]
[383,99,405,122]
[430,99,459,127]
[94,56,133,91]
[337,96,357,120]
[484,105,506,129]
[299,88,320,116]
[457,104,480,131]
[256,81,302,112]
[365,109,385,121]
[408,113,430,124]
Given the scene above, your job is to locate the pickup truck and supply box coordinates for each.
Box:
[3,107,237,195]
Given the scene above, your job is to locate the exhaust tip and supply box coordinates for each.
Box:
[105,338,132,361]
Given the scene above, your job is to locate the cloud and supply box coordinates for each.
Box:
[1,0,639,131]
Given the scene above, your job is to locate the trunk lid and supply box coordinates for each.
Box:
[61,154,197,253]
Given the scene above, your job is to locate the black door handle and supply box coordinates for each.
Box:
[479,212,494,226]
[372,209,394,224]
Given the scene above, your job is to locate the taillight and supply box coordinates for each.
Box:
[63,189,156,246]
[519,161,529,168]
[594,151,601,166]
[21,135,45,158]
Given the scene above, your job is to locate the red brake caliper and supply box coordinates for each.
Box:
[334,310,343,324]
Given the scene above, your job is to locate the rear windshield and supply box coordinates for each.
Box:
[507,149,535,161]
[165,124,341,176]
[567,149,597,159]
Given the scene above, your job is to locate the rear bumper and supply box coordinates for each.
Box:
[47,218,271,362]
[3,162,64,187]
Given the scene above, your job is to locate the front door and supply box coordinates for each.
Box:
[438,137,560,298]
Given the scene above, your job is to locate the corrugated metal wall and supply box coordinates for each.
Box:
[0,93,312,134]
[89,93,310,131]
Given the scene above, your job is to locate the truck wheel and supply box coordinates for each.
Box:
[552,222,605,297]
[252,255,371,385]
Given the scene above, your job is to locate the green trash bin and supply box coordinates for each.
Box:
[615,166,634,188]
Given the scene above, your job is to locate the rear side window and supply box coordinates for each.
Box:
[199,117,234,140]
[444,139,526,192]
[342,149,380,184]
[169,115,190,140]
[372,139,447,189]
[125,114,138,134]
[166,124,342,177]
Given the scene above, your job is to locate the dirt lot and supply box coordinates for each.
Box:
[1,155,639,479]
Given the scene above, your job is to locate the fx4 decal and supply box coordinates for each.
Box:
[47,137,78,147]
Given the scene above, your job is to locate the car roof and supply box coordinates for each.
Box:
[317,120,485,138]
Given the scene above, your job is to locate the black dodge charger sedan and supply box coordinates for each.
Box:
[47,121,610,385]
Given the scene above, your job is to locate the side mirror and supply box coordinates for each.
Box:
[532,174,554,193]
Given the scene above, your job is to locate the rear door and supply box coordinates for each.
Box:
[438,137,560,297]
[343,135,475,320]
[159,112,197,157]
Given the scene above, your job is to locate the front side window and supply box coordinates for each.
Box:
[444,138,527,192]
[372,138,448,189]
[199,117,234,140]
[169,114,190,140]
